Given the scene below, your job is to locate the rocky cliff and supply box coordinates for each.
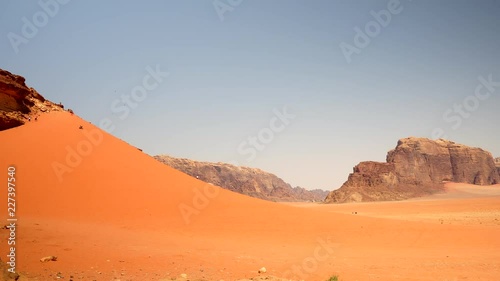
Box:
[0,68,63,130]
[325,137,500,203]
[496,157,500,177]
[154,155,329,202]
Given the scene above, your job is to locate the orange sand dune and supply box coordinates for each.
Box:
[1,112,500,281]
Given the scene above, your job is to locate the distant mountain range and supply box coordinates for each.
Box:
[154,155,329,202]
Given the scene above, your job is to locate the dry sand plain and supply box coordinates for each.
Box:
[1,111,500,281]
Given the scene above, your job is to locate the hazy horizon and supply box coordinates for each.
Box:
[1,0,499,190]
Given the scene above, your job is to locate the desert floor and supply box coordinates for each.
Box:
[1,112,500,281]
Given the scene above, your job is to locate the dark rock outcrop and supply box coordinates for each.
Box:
[325,137,500,203]
[154,155,329,202]
[0,68,62,131]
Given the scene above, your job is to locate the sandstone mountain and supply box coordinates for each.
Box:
[325,137,500,203]
[154,155,329,202]
[0,69,63,131]
[496,157,500,176]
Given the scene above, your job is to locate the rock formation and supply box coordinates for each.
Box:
[325,137,500,203]
[495,157,500,177]
[0,68,62,131]
[154,155,329,202]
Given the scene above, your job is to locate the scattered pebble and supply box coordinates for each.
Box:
[40,256,58,262]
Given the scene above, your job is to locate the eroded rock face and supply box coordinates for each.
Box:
[325,137,499,203]
[154,155,329,202]
[495,157,500,177]
[0,68,62,131]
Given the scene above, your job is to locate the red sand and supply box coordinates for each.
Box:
[1,111,500,281]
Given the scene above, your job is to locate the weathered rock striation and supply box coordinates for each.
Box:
[154,155,329,202]
[495,157,500,177]
[0,68,63,131]
[325,137,500,203]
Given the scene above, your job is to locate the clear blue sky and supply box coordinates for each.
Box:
[1,0,499,190]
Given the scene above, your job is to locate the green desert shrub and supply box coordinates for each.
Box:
[326,275,339,281]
